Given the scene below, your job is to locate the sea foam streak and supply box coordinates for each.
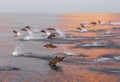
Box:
[12,47,24,56]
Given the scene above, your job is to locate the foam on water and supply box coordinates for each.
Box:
[116,37,120,39]
[80,28,88,32]
[114,56,120,61]
[73,41,120,49]
[94,57,111,62]
[56,29,66,38]
[110,22,120,25]
[81,42,106,47]
[23,31,49,40]
[64,52,76,56]
[93,37,101,40]
[24,34,34,40]
[12,47,24,56]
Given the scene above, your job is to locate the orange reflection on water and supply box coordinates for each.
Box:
[73,48,120,59]
[44,64,118,82]
[59,13,120,30]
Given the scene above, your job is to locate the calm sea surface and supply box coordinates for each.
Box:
[0,13,120,82]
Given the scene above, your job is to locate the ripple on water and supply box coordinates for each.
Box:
[73,41,120,49]
[0,65,21,71]
[89,67,120,75]
[94,57,111,63]
[94,54,120,63]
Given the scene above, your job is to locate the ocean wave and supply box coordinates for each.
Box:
[94,54,120,63]
[18,37,84,44]
[14,54,91,65]
[0,66,21,71]
[54,52,89,57]
[94,57,111,63]
[89,67,120,75]
[73,41,120,49]
[114,56,120,61]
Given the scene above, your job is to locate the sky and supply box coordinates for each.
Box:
[0,0,119,13]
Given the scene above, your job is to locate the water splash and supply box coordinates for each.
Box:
[12,46,24,56]
[23,34,34,40]
[64,52,76,56]
[56,29,66,38]
[94,57,111,63]
[114,56,120,61]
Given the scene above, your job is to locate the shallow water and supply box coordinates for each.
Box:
[0,13,120,82]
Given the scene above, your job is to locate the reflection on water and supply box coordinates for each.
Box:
[49,65,62,72]
[0,13,120,82]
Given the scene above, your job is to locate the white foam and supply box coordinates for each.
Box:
[39,33,48,39]
[82,42,105,47]
[114,56,120,61]
[94,37,100,40]
[110,22,120,25]
[12,47,24,56]
[94,57,111,62]
[16,31,21,36]
[106,30,111,34]
[56,29,65,37]
[65,52,76,56]
[80,28,88,32]
[116,37,120,39]
[45,28,66,38]
[24,34,34,40]
[64,50,77,56]
[98,21,106,25]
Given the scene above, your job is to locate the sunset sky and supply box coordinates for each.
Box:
[0,0,119,13]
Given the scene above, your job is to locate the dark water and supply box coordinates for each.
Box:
[0,13,120,82]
